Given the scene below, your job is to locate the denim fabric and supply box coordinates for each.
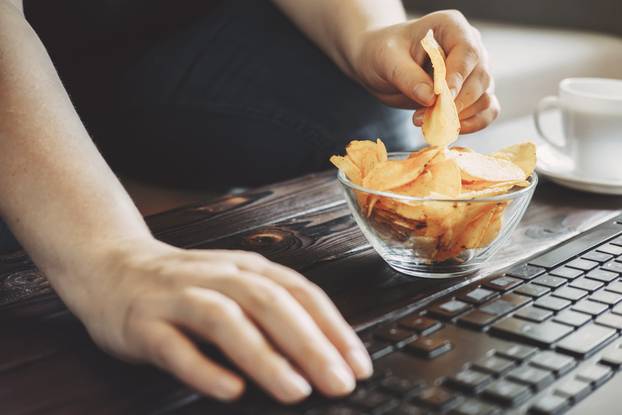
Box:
[0,219,20,253]
[72,0,421,189]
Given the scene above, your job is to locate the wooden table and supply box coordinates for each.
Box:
[1,171,621,414]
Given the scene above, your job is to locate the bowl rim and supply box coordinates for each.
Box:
[337,151,539,202]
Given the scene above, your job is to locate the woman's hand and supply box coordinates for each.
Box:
[63,238,372,403]
[348,10,500,133]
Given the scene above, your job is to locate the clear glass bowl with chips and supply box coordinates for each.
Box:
[337,153,538,278]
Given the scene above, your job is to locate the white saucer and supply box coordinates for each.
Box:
[536,144,622,195]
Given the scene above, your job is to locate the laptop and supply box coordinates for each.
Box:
[160,214,622,415]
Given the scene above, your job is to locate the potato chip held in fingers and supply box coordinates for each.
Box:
[420,30,461,147]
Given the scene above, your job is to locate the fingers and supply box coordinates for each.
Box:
[173,288,313,403]
[202,269,357,397]
[231,253,373,380]
[141,322,245,401]
[459,94,500,133]
[383,50,436,107]
[454,64,492,114]
[445,39,480,98]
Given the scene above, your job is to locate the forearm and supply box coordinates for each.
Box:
[0,4,150,301]
[272,0,406,78]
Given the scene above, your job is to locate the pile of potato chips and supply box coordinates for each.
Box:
[330,30,536,262]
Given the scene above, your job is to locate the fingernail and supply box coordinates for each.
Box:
[215,377,244,401]
[413,83,435,105]
[326,365,356,395]
[450,87,458,98]
[280,372,312,401]
[413,112,425,124]
[346,348,373,379]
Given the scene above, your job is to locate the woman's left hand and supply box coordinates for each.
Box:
[347,10,500,133]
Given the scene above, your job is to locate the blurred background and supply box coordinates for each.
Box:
[404,0,622,152]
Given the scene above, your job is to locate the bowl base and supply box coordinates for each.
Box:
[386,260,481,279]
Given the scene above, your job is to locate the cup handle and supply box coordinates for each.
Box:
[534,95,566,151]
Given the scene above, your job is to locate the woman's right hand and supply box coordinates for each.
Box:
[59,237,372,403]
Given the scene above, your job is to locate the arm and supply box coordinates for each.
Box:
[273,0,500,133]
[0,0,371,402]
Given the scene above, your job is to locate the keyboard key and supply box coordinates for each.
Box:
[612,236,622,247]
[551,286,587,302]
[447,368,493,393]
[349,388,398,411]
[412,386,460,411]
[491,318,573,347]
[534,295,570,312]
[553,378,590,403]
[458,288,498,305]
[553,310,592,328]
[572,299,608,316]
[430,300,472,319]
[549,266,583,280]
[600,346,622,367]
[596,313,622,330]
[590,289,622,305]
[514,284,550,298]
[450,399,500,415]
[613,303,622,315]
[458,310,497,329]
[506,264,545,280]
[405,336,452,359]
[532,275,566,289]
[603,261,622,274]
[482,379,531,407]
[586,268,619,283]
[575,363,613,387]
[583,250,614,263]
[398,315,442,335]
[472,355,516,376]
[569,277,604,292]
[529,395,569,415]
[479,294,530,317]
[515,306,553,323]
[556,324,617,358]
[379,376,424,396]
[506,366,554,390]
[483,276,522,292]
[530,351,576,376]
[374,326,416,344]
[495,344,537,362]
[566,258,599,271]
[598,243,622,256]
[606,281,622,295]
[362,336,393,359]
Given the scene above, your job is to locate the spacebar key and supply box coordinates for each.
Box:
[490,318,573,347]
[529,224,622,269]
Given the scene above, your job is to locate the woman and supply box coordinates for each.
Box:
[0,0,498,404]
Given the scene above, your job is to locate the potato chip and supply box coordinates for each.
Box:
[363,146,440,191]
[448,150,525,182]
[330,155,362,184]
[346,140,382,176]
[491,142,537,177]
[420,30,460,147]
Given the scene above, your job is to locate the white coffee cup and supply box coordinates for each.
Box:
[534,77,622,181]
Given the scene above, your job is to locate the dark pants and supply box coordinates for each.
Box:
[1,1,420,252]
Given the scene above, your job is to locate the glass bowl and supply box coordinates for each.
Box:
[337,152,538,278]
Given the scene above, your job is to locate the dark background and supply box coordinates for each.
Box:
[404,0,622,36]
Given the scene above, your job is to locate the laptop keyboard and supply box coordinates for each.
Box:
[238,218,622,415]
